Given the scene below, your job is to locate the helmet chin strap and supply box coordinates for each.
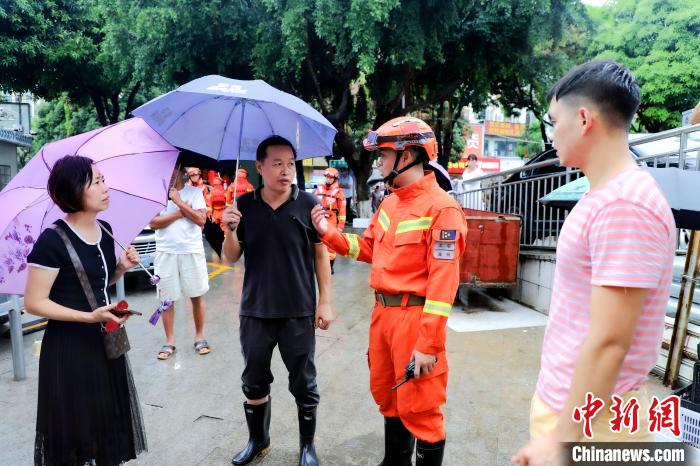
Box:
[383,150,424,187]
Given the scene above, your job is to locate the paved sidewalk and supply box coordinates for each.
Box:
[0,252,671,465]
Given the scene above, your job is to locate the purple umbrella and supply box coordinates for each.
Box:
[133,75,338,206]
[0,117,179,295]
[132,75,337,163]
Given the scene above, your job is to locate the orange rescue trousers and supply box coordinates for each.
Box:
[369,301,448,443]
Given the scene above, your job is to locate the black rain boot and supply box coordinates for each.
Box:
[330,259,335,275]
[415,439,445,466]
[298,406,319,466]
[377,417,415,466]
[231,398,271,465]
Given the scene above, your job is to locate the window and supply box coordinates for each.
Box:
[0,165,10,190]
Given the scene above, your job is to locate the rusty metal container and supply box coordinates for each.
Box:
[460,208,521,287]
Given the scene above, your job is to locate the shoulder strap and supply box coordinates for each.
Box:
[52,224,99,311]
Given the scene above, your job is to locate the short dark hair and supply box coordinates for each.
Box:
[47,155,95,213]
[406,146,429,164]
[547,60,641,129]
[467,154,478,162]
[256,135,297,162]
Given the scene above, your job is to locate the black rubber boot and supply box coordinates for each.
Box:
[298,406,319,466]
[231,398,271,465]
[415,439,445,466]
[377,417,415,466]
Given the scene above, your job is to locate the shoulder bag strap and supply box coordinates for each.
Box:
[52,224,100,311]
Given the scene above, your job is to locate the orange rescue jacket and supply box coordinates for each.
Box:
[321,173,467,354]
[315,181,347,230]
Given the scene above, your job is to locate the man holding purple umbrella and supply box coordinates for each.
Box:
[222,136,335,466]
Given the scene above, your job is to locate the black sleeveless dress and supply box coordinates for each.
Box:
[27,219,147,466]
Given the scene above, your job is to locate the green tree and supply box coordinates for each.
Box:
[450,117,469,162]
[31,95,101,151]
[496,0,591,149]
[0,0,145,126]
[515,118,546,159]
[3,0,586,200]
[250,0,584,198]
[588,0,700,132]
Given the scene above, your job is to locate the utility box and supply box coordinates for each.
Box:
[460,209,521,287]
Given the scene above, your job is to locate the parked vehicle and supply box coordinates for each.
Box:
[128,227,156,273]
[483,131,700,245]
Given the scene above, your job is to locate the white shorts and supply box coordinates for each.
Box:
[154,252,209,301]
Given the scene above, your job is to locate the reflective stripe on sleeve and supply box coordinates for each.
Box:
[423,299,452,317]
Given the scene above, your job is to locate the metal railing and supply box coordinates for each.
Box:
[452,123,700,249]
[0,295,26,380]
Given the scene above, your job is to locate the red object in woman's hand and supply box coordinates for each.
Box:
[116,300,128,311]
[105,321,120,332]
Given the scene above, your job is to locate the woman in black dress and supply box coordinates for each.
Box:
[24,155,147,466]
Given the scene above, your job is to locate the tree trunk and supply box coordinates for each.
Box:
[295,161,306,188]
[539,119,552,151]
[434,104,446,165]
[336,130,371,202]
[442,120,455,167]
[90,92,108,127]
[125,81,142,118]
[109,94,120,124]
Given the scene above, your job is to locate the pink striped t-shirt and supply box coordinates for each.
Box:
[536,167,675,413]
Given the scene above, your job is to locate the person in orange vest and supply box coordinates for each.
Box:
[226,168,255,205]
[207,176,228,232]
[311,117,467,465]
[314,167,346,274]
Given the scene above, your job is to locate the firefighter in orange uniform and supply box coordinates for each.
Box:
[311,117,467,466]
[314,167,346,274]
[207,176,228,232]
[226,168,255,205]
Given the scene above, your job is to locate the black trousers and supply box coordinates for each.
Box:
[239,316,320,409]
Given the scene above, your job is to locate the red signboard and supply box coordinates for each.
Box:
[463,124,484,159]
[448,124,488,174]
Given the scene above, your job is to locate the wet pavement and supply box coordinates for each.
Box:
[0,244,672,465]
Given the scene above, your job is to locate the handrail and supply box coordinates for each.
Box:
[454,123,700,189]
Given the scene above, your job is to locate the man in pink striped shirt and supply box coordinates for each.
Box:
[513,61,675,466]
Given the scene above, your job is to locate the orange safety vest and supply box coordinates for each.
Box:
[226,177,255,205]
[321,172,467,353]
[315,181,347,230]
[321,172,467,443]
[208,184,227,223]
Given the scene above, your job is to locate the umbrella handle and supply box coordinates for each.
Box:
[98,223,158,279]
[225,157,240,231]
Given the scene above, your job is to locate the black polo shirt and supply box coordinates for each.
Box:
[236,184,321,318]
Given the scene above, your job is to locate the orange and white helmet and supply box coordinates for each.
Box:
[363,116,437,161]
[323,167,339,179]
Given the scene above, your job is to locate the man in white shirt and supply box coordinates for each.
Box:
[460,154,485,209]
[149,163,210,360]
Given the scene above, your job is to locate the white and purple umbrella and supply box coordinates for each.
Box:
[0,117,179,295]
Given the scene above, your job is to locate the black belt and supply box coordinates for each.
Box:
[375,292,425,307]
